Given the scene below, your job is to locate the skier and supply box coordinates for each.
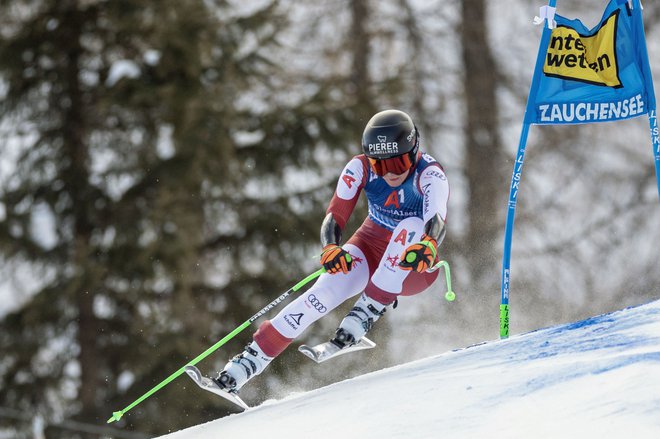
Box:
[213,109,449,393]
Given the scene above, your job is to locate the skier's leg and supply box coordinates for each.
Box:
[216,244,369,391]
[369,216,425,299]
[334,217,425,345]
[267,243,369,342]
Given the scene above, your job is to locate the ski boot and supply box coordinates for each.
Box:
[331,293,389,348]
[214,341,273,392]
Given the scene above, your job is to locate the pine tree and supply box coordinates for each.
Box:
[0,0,361,436]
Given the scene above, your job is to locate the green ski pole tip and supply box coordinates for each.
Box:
[445,291,456,302]
[107,411,124,423]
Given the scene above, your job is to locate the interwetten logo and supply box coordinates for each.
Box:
[543,10,621,88]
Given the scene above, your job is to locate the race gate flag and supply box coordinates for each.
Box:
[500,0,659,339]
[529,0,656,125]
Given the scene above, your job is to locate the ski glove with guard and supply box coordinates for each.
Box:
[399,236,438,273]
[320,244,353,275]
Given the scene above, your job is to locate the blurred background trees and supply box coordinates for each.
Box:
[0,0,658,437]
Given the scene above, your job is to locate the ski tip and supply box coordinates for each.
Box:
[184,365,201,380]
[185,366,250,411]
[298,345,321,363]
[232,395,250,411]
[361,337,376,348]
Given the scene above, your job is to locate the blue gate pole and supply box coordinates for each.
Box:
[500,0,557,339]
[650,110,660,202]
[500,124,530,339]
[632,0,660,201]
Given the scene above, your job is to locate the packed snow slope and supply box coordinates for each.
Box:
[159,300,660,439]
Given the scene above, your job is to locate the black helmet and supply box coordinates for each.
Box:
[362,110,419,176]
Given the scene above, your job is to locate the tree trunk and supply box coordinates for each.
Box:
[60,2,99,414]
[460,0,505,292]
[349,0,376,115]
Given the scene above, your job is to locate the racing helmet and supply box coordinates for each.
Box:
[361,109,419,176]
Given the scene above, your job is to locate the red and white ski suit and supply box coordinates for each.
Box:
[253,152,450,358]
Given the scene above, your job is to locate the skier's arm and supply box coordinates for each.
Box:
[324,156,367,233]
[424,213,446,246]
[319,157,367,274]
[400,164,449,272]
[319,213,352,274]
[321,212,342,247]
[420,164,449,247]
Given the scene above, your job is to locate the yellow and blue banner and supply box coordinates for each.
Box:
[500,0,659,339]
[528,0,656,125]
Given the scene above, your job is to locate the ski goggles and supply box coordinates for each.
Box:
[368,153,414,177]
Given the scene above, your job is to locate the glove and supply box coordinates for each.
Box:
[320,244,353,274]
[399,236,438,273]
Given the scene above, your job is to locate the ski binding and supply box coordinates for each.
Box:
[298,337,376,364]
[184,365,249,411]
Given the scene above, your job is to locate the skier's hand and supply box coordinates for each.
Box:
[399,236,438,273]
[320,244,353,275]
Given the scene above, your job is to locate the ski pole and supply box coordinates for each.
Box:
[107,267,325,424]
[429,260,456,302]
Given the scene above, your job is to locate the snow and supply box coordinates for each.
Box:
[157,299,660,439]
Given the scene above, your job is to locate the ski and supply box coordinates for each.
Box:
[298,337,376,364]
[184,365,249,411]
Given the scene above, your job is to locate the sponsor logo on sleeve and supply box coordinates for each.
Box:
[337,160,363,200]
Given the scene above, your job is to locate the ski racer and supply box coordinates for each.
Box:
[211,109,450,393]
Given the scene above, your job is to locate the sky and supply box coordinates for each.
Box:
[155,298,660,439]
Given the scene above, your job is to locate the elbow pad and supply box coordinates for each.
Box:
[424,214,446,246]
[320,213,342,247]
